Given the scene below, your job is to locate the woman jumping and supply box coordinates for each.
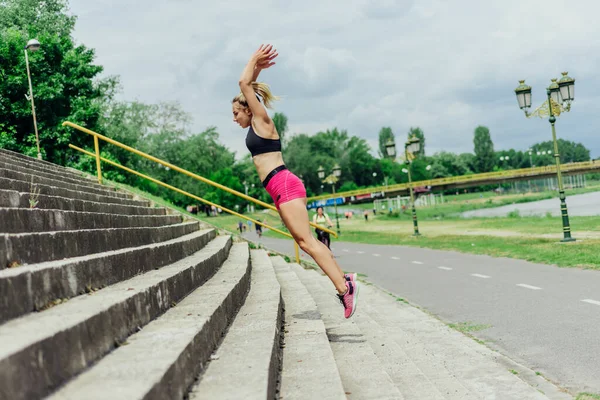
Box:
[232,44,358,318]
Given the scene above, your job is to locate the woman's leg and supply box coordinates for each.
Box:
[278,198,346,294]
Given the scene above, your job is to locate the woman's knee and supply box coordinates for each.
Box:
[296,235,317,253]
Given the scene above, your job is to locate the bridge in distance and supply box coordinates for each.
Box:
[307,160,600,203]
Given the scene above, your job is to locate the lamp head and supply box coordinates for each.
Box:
[25,39,41,51]
[514,80,532,109]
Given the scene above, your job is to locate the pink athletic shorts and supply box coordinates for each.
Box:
[264,168,306,209]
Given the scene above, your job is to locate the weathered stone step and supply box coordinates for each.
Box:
[0,148,91,181]
[0,189,164,216]
[353,295,446,400]
[0,167,129,200]
[0,176,148,207]
[269,256,346,400]
[0,235,233,400]
[47,242,249,400]
[360,281,554,400]
[0,229,215,324]
[187,249,283,400]
[0,220,199,267]
[0,207,181,233]
[0,158,112,195]
[290,264,403,400]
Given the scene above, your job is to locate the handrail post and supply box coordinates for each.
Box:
[294,242,300,263]
[93,135,102,184]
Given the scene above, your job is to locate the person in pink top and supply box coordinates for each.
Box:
[231,44,358,318]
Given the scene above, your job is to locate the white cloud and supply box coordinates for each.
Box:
[69,0,600,161]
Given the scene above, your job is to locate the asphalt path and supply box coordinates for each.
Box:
[462,191,600,217]
[243,231,600,395]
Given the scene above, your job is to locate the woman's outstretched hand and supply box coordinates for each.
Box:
[252,44,278,70]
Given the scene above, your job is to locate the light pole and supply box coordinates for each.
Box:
[243,181,249,213]
[317,164,342,235]
[514,72,576,242]
[24,39,42,160]
[386,137,421,236]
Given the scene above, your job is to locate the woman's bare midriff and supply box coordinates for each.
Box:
[253,152,285,182]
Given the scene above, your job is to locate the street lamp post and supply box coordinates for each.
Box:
[386,137,421,236]
[243,181,249,213]
[514,72,576,242]
[317,164,342,235]
[24,39,42,160]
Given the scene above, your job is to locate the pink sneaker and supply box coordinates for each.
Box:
[345,273,357,282]
[338,280,359,319]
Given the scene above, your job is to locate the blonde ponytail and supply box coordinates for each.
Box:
[232,81,279,109]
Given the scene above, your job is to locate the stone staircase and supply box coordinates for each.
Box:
[0,148,565,400]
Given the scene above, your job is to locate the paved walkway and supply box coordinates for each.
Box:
[462,192,600,217]
[242,232,600,396]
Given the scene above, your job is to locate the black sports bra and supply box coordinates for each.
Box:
[246,125,281,157]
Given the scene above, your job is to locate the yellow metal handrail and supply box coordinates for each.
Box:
[69,144,293,239]
[308,160,600,201]
[63,121,337,239]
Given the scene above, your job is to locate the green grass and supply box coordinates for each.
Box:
[576,393,600,400]
[448,322,492,333]
[338,231,600,269]
[509,369,519,375]
[467,215,600,234]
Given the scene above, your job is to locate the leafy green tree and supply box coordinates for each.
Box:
[377,127,395,158]
[272,112,288,145]
[473,125,495,173]
[407,127,425,157]
[430,152,473,177]
[530,139,590,164]
[0,0,117,163]
[284,128,378,194]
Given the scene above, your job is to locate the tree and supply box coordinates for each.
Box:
[407,127,425,157]
[377,127,394,158]
[0,0,117,164]
[272,112,288,145]
[430,151,473,177]
[283,128,378,194]
[473,125,495,173]
[530,139,590,164]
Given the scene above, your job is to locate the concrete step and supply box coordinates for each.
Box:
[0,158,113,195]
[0,167,130,200]
[0,176,149,207]
[270,256,346,400]
[0,220,200,267]
[0,189,164,216]
[0,148,93,182]
[0,229,216,323]
[353,294,448,400]
[0,235,233,400]
[360,281,556,400]
[187,249,283,400]
[290,264,403,400]
[47,242,250,400]
[0,207,182,233]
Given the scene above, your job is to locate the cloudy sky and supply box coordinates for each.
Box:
[68,0,600,160]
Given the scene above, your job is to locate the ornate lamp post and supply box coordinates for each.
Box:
[514,72,576,242]
[386,137,421,236]
[24,39,42,160]
[317,164,342,235]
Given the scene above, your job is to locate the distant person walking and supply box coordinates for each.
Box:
[312,206,333,250]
